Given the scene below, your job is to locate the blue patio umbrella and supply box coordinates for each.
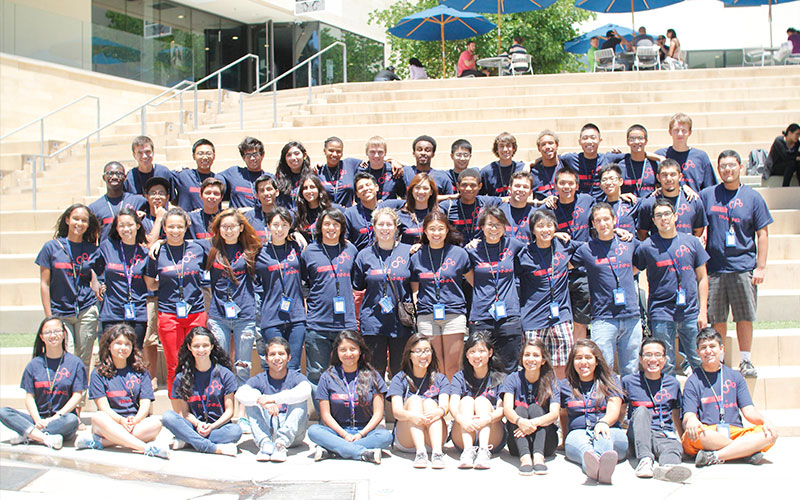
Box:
[719,0,799,47]
[564,23,634,54]
[574,0,685,32]
[443,0,558,54]
[388,5,497,77]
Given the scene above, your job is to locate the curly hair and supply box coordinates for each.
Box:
[96,323,147,378]
[327,331,380,410]
[173,327,233,401]
[54,204,100,244]
[207,208,261,281]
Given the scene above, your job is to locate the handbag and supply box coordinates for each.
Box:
[386,271,416,329]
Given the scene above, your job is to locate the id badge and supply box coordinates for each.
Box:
[493,300,508,320]
[549,301,560,319]
[124,303,136,320]
[203,270,211,281]
[433,303,446,321]
[664,430,678,440]
[333,296,346,314]
[379,295,393,314]
[279,295,293,313]
[613,287,626,305]
[726,229,736,248]
[224,301,239,319]
[676,288,686,306]
[717,423,731,439]
[176,301,189,319]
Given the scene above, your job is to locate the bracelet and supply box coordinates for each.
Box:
[596,420,609,427]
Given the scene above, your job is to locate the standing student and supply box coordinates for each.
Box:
[144,207,209,396]
[500,171,539,244]
[36,203,101,372]
[123,135,173,196]
[352,208,413,378]
[92,208,149,348]
[345,172,379,251]
[447,139,473,189]
[481,132,526,197]
[604,125,664,199]
[560,123,614,198]
[530,130,565,200]
[636,159,707,239]
[318,137,357,207]
[217,137,273,209]
[440,168,502,245]
[597,164,638,235]
[256,208,306,372]
[389,173,440,245]
[655,113,717,193]
[88,161,146,241]
[275,141,312,209]
[236,337,311,462]
[0,317,86,449]
[141,176,171,245]
[388,334,450,469]
[161,327,240,456]
[449,331,506,470]
[410,211,473,378]
[401,135,455,197]
[301,208,359,385]
[622,338,692,483]
[465,206,526,373]
[502,339,560,475]
[308,331,392,463]
[359,136,405,201]
[77,324,167,458]
[294,174,336,243]
[571,203,642,376]
[188,177,225,241]
[561,339,627,484]
[173,138,217,212]
[244,175,280,244]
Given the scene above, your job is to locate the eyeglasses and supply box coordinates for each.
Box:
[104,171,125,178]
[642,352,665,359]
[411,348,433,355]
[453,153,471,159]
[243,152,262,159]
[42,329,63,336]
[195,152,214,157]
[148,190,167,197]
[484,223,504,230]
[220,224,241,231]
[653,212,674,219]
[600,176,621,183]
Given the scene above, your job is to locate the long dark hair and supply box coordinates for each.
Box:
[96,324,147,377]
[399,333,440,395]
[207,208,261,281]
[566,339,621,403]
[295,174,332,230]
[32,316,67,358]
[174,326,233,400]
[276,141,311,198]
[54,203,100,244]
[420,210,463,246]
[108,206,147,245]
[461,331,505,395]
[327,331,380,408]
[518,338,556,405]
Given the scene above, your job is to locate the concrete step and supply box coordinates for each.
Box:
[760,409,800,437]
[739,365,800,411]
[754,289,800,322]
[769,210,800,233]
[762,260,800,290]
[767,235,800,261]
[0,278,39,306]
[0,254,37,279]
[755,187,800,210]
[0,231,51,254]
[723,329,800,367]
[0,210,60,231]
[0,306,44,334]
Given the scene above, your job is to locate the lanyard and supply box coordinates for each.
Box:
[580,380,598,429]
[61,239,84,289]
[611,199,630,229]
[482,238,505,300]
[641,374,665,428]
[43,355,64,414]
[655,235,683,289]
[700,369,726,423]
[457,200,479,238]
[105,195,120,221]
[497,162,513,194]
[507,205,529,239]
[268,241,289,296]
[723,185,741,230]
[599,237,621,288]
[556,201,575,236]
[118,242,141,301]
[321,243,342,296]
[222,245,243,302]
[427,245,444,302]
[166,243,186,300]
[194,367,213,422]
[324,163,341,195]
[626,156,648,195]
[521,374,539,406]
[533,243,557,302]
[358,204,374,245]
[373,243,397,297]
[404,374,430,399]
[339,368,358,427]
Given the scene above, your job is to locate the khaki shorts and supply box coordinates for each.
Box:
[416,314,467,336]
[144,296,160,347]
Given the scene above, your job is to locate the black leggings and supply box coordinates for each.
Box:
[505,404,558,458]
[364,335,406,379]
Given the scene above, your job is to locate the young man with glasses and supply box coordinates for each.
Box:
[89,161,146,241]
[597,164,638,234]
[173,139,217,212]
[218,136,274,209]
[637,159,707,240]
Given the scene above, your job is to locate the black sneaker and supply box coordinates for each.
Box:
[695,450,724,467]
[518,463,534,476]
[746,451,764,465]
[739,360,758,378]
[533,463,549,475]
[361,449,381,464]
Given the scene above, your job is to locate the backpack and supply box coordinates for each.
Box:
[747,148,768,178]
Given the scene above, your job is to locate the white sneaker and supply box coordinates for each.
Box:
[474,447,491,470]
[458,446,477,469]
[216,443,238,457]
[42,433,63,450]
[635,457,654,478]
[171,439,186,450]
[237,417,252,435]
[271,443,288,462]
[654,464,692,483]
[144,443,170,459]
[74,433,103,450]
[9,434,28,445]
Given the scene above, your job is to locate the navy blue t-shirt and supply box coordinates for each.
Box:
[402,166,454,196]
[449,370,505,406]
[217,166,272,209]
[560,377,623,431]
[92,240,149,323]
[466,236,525,323]
[173,169,215,212]
[634,233,709,322]
[88,193,147,241]
[245,369,309,413]
[554,194,594,242]
[301,241,358,331]
[316,368,387,428]
[244,206,273,244]
[352,243,413,337]
[255,241,305,329]
[655,147,717,192]
[606,198,638,234]
[530,158,564,200]
[518,239,580,330]
[682,365,753,427]
[622,373,681,433]
[277,171,304,209]
[700,184,773,274]
[605,153,658,198]
[560,153,612,198]
[439,196,502,244]
[480,160,526,196]
[501,203,536,244]
[123,164,173,196]
[171,365,237,422]
[89,367,154,417]
[394,204,433,244]
[144,241,208,315]
[387,371,450,400]
[319,159,358,207]
[21,353,88,418]
[344,203,375,251]
[637,192,707,236]
[35,239,98,316]
[409,244,471,315]
[360,163,404,200]
[188,210,217,240]
[500,371,561,409]
[208,243,256,321]
[571,237,640,320]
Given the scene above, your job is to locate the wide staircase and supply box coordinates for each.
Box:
[1,63,799,432]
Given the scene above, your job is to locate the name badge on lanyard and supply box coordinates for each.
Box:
[124,302,136,320]
[176,301,189,319]
[726,227,736,248]
[433,303,446,320]
[333,296,346,314]
[489,300,507,320]
[676,287,686,306]
[717,422,731,439]
[550,301,560,319]
[613,287,626,305]
[279,295,293,313]
[224,301,239,319]
[379,295,393,314]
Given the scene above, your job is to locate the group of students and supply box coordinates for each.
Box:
[0,111,777,481]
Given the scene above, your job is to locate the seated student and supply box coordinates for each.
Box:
[388,334,450,469]
[765,123,799,186]
[308,331,392,463]
[236,337,311,462]
[480,133,526,197]
[0,317,87,449]
[162,327,240,456]
[408,57,428,80]
[681,328,778,467]
[449,331,506,470]
[622,338,692,483]
[502,339,560,475]
[561,339,627,484]
[188,177,224,240]
[447,139,473,188]
[77,324,167,458]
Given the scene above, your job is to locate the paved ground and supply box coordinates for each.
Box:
[0,415,795,499]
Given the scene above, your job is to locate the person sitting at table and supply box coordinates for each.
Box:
[374,66,400,82]
[458,40,487,77]
[663,29,683,70]
[409,58,428,80]
[601,30,629,52]
[787,28,800,54]
[656,35,669,62]
[632,27,655,47]
[587,37,601,67]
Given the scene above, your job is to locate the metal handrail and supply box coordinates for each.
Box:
[0,95,100,161]
[248,42,346,128]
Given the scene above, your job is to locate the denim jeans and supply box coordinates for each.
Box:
[590,317,642,376]
[565,427,628,473]
[161,410,242,454]
[246,402,308,454]
[626,406,682,465]
[0,407,80,440]
[261,322,306,372]
[307,424,392,460]
[61,304,99,371]
[650,319,702,376]
[206,317,257,386]
[304,329,340,385]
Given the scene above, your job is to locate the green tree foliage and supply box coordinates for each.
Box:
[369,0,594,78]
